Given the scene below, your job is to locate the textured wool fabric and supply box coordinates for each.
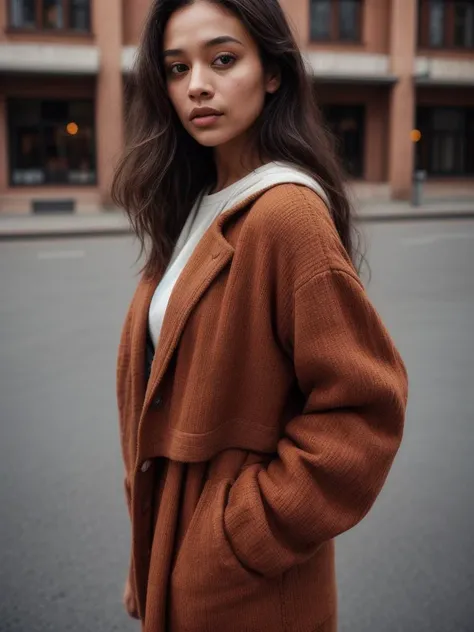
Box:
[116,184,408,632]
[148,160,329,348]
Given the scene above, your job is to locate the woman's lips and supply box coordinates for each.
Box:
[191,114,222,128]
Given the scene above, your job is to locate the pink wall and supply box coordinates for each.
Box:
[0,0,6,41]
[94,0,124,205]
[388,0,418,198]
[123,0,151,45]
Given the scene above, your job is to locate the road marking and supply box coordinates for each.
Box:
[37,250,86,260]
[402,233,474,246]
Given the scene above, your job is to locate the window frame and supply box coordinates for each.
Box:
[418,0,474,50]
[310,0,363,44]
[8,0,91,33]
[7,97,97,188]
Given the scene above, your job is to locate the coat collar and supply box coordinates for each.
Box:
[131,189,270,417]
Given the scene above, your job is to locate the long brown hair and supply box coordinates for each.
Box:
[112,0,360,277]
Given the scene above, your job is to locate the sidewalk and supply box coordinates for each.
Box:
[0,211,131,239]
[0,198,473,239]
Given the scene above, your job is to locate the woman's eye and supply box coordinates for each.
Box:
[213,54,236,67]
[170,63,188,75]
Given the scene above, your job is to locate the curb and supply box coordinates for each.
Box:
[0,226,132,241]
[357,210,474,223]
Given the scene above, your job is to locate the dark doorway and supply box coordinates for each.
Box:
[322,105,365,178]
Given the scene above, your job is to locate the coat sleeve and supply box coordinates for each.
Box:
[223,267,408,578]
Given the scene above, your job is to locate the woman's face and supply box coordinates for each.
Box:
[163,0,280,149]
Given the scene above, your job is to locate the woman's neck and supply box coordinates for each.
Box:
[212,138,265,194]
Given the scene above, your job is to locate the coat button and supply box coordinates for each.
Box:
[141,460,152,473]
[152,395,163,409]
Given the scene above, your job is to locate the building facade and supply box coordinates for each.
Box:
[0,0,473,214]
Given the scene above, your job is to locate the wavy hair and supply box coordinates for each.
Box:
[112,0,361,277]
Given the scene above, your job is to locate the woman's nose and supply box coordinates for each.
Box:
[187,66,214,100]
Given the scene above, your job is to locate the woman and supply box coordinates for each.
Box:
[113,1,408,631]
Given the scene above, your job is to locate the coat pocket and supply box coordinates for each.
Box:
[211,477,262,577]
[169,478,284,632]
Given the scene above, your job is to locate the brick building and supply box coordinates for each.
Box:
[0,0,473,214]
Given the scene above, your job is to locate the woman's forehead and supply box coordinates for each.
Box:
[163,2,251,50]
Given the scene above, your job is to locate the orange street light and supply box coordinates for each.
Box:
[66,122,79,136]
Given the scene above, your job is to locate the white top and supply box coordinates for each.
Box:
[148,161,329,348]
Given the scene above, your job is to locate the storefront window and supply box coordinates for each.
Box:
[431,109,465,174]
[9,0,90,31]
[416,107,474,176]
[8,99,96,187]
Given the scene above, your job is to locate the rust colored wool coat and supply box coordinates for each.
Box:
[117,184,408,632]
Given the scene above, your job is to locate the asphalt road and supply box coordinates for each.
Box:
[0,220,473,632]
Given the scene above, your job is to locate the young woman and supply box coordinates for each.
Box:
[113,1,408,630]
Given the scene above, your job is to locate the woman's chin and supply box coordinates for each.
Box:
[189,129,236,148]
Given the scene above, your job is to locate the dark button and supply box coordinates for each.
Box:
[152,395,163,409]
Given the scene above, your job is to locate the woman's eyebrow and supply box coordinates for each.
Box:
[163,36,244,58]
[205,35,244,48]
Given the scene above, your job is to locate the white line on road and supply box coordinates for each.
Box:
[37,250,86,260]
[401,233,474,246]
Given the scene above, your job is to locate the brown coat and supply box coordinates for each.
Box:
[117,184,408,632]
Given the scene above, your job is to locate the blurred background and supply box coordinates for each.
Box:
[0,0,473,212]
[0,1,473,631]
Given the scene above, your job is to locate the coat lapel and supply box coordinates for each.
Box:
[127,274,158,421]
[142,221,234,413]
[131,189,269,421]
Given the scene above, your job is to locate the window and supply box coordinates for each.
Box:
[9,0,91,31]
[10,0,36,28]
[416,107,474,176]
[43,0,64,29]
[454,2,474,48]
[311,0,331,40]
[419,0,474,49]
[8,99,96,186]
[310,0,362,42]
[322,105,365,178]
[428,0,445,47]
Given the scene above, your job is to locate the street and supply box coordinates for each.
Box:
[0,220,473,632]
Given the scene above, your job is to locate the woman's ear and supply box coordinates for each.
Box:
[265,68,281,94]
